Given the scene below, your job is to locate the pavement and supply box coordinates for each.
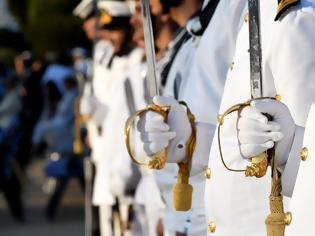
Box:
[0,159,85,236]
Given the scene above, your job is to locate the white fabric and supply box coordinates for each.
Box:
[237,99,295,168]
[286,103,315,235]
[150,15,221,236]
[160,1,247,234]
[127,62,165,236]
[99,205,113,236]
[73,0,93,19]
[204,0,315,235]
[92,47,143,206]
[180,0,246,124]
[80,40,113,158]
[97,1,132,16]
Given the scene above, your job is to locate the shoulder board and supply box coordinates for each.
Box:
[275,0,300,21]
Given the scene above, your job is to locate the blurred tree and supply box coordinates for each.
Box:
[8,0,89,55]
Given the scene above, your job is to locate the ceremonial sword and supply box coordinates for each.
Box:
[248,1,292,234]
[217,0,292,234]
[140,0,159,99]
[248,0,263,99]
[125,0,169,171]
[217,0,269,177]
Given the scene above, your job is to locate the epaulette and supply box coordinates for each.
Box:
[275,0,300,21]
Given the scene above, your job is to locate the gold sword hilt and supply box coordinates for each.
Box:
[124,102,197,211]
[217,97,278,178]
[125,103,170,170]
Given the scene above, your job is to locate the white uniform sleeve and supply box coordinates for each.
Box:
[282,125,304,197]
[190,122,216,176]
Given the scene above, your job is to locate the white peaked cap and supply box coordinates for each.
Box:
[73,0,94,19]
[97,0,135,16]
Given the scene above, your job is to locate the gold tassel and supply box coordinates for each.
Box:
[173,163,193,211]
[265,159,292,236]
[73,99,84,155]
[173,102,196,211]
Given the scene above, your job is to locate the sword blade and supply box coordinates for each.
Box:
[248,0,263,99]
[140,0,159,99]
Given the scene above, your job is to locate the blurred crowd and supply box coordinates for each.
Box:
[0,47,92,222]
[0,0,185,231]
[1,0,204,235]
[2,0,315,235]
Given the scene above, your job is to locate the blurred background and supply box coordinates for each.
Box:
[0,0,88,235]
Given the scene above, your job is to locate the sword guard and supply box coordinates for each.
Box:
[125,103,170,169]
[217,97,276,177]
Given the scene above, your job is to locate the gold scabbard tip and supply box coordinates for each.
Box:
[208,221,216,233]
[217,114,224,125]
[300,147,308,161]
[205,168,211,179]
[284,212,292,225]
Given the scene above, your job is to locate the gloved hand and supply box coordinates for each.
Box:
[137,96,192,163]
[237,99,295,168]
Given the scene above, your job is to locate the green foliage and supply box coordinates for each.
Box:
[9,0,89,55]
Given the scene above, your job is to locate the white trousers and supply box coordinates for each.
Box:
[99,205,113,236]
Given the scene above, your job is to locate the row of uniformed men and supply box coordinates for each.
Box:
[74,0,197,235]
[74,0,315,235]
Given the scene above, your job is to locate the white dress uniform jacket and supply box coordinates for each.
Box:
[204,0,315,235]
[126,61,165,236]
[92,47,143,206]
[80,40,113,164]
[287,103,315,236]
[166,1,248,233]
[159,35,212,235]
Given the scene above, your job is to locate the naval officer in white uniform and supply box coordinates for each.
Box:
[136,0,315,235]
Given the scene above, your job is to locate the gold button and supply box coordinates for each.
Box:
[208,221,216,233]
[244,13,249,23]
[284,212,292,226]
[229,62,235,71]
[275,94,282,101]
[205,168,211,179]
[300,147,308,161]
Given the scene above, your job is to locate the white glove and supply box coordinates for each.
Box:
[137,96,192,163]
[237,99,295,167]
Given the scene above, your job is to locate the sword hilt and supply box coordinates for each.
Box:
[125,102,197,211]
[217,97,276,178]
[125,104,170,169]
